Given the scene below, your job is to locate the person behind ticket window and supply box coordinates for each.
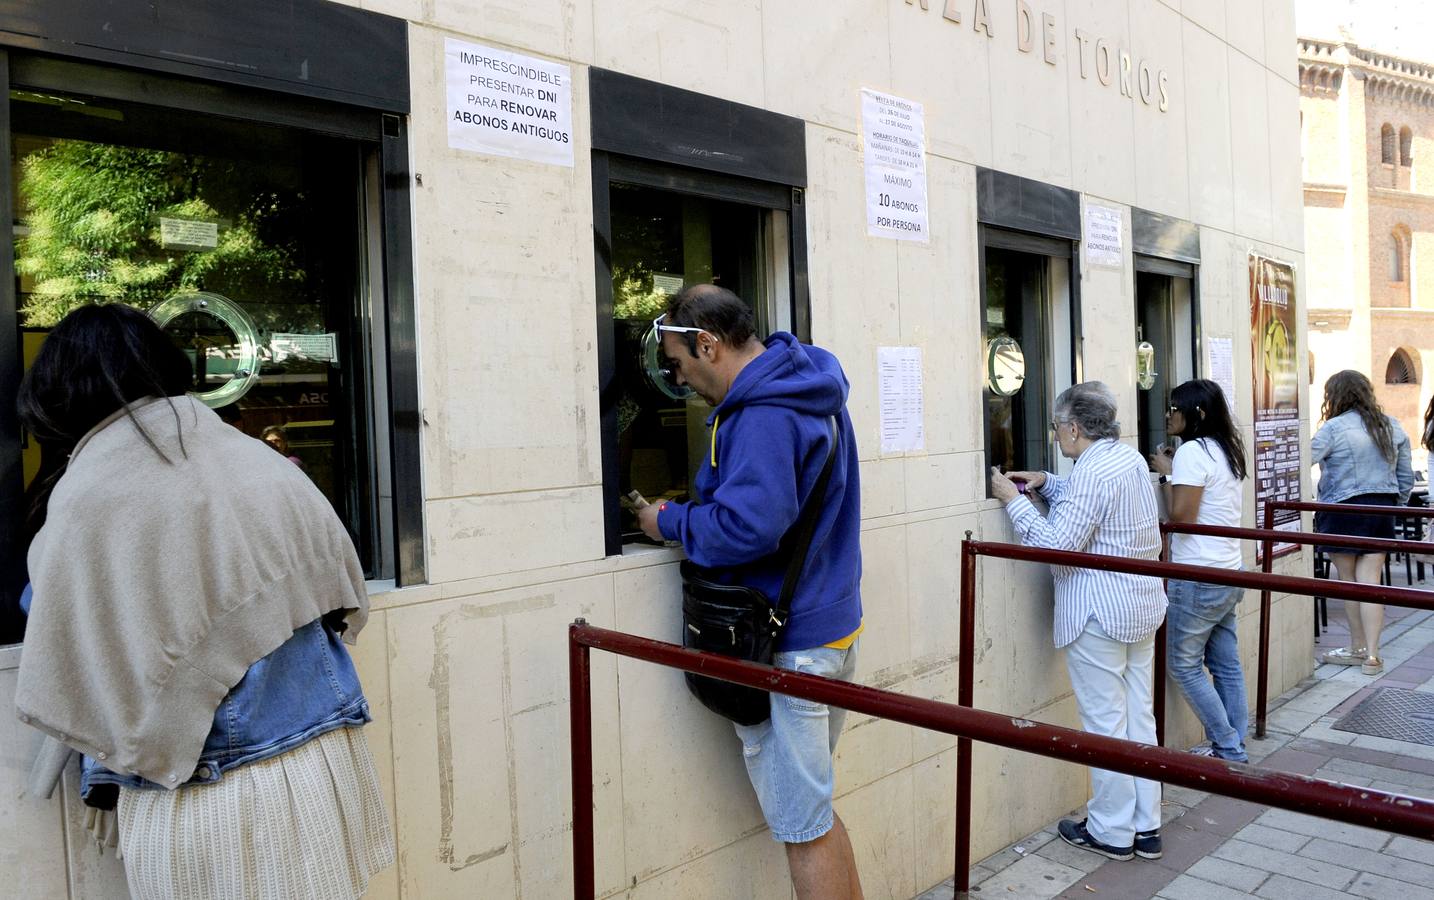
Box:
[1149,379,1250,762]
[15,304,394,898]
[1311,370,1413,675]
[990,382,1166,863]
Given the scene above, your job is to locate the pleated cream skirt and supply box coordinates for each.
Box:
[117,725,396,900]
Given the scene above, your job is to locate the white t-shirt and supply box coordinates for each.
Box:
[1169,438,1244,570]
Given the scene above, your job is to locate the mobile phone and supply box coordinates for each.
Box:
[625,490,650,509]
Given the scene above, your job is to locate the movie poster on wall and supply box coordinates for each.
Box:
[1249,252,1301,557]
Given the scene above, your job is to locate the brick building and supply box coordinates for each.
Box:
[1301,36,1434,470]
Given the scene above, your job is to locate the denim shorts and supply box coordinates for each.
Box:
[733,641,859,843]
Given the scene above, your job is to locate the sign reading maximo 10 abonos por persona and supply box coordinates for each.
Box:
[861,89,930,243]
[445,38,573,167]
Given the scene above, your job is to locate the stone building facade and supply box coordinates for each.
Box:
[1301,37,1434,465]
[1,2,1308,898]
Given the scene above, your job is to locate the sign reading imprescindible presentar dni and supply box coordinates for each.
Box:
[445,38,573,167]
[861,89,929,242]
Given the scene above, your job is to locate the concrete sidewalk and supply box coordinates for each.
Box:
[918,584,1434,900]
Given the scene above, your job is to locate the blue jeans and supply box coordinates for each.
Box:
[734,642,858,843]
[1165,579,1249,762]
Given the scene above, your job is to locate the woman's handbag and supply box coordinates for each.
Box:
[679,418,839,726]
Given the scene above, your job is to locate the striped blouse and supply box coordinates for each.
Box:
[1005,438,1167,648]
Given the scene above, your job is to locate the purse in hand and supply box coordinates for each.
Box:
[680,418,839,725]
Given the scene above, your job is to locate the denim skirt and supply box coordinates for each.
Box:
[1314,492,1397,555]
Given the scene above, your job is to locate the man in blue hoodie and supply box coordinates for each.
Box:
[636,284,865,900]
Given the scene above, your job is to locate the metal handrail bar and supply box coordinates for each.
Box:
[954,536,1434,897]
[1271,501,1434,517]
[568,621,1434,900]
[1160,521,1429,555]
[1159,517,1434,739]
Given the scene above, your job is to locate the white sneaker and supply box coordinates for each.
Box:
[1189,745,1217,757]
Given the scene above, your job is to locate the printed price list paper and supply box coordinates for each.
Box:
[861,89,929,242]
[446,38,573,167]
[878,347,925,453]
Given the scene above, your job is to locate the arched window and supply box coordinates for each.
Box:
[1382,123,1396,163]
[1386,348,1416,384]
[1391,231,1405,281]
[1400,126,1414,166]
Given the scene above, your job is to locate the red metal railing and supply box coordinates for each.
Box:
[569,616,1434,900]
[1159,511,1434,738]
[954,537,1434,897]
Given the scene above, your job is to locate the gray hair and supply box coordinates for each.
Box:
[1053,381,1121,441]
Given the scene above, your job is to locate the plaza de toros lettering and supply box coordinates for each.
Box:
[904,0,1172,112]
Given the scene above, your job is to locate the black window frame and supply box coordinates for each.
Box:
[1131,207,1202,461]
[975,168,1083,481]
[589,69,809,556]
[0,13,423,614]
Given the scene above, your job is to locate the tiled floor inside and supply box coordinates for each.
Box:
[916,574,1434,900]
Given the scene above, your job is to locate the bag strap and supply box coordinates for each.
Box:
[772,416,840,628]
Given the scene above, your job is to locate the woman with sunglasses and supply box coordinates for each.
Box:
[1149,379,1250,761]
[1310,370,1413,675]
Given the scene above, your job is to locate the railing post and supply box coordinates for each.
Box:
[1255,503,1275,739]
[570,620,595,900]
[1155,531,1169,746]
[955,535,976,898]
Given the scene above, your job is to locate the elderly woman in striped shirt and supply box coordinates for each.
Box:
[991,381,1167,865]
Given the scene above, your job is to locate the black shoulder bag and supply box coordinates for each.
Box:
[679,417,840,726]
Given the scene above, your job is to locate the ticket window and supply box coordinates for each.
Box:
[1134,260,1197,460]
[3,83,386,640]
[982,231,1078,480]
[607,178,792,545]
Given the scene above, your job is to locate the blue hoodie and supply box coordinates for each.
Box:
[657,332,863,650]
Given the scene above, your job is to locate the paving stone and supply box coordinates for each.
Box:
[1212,838,1355,890]
[1256,807,1391,849]
[1259,747,1332,775]
[968,853,1084,900]
[1370,778,1434,796]
[1347,870,1434,900]
[1158,873,1260,900]
[1230,822,1309,854]
[1050,859,1177,900]
[978,827,1058,872]
[1386,835,1434,866]
[1255,873,1363,899]
[1146,820,1226,873]
[1300,837,1434,884]
[1033,834,1107,874]
[1182,794,1264,836]
[1184,855,1268,892]
[1321,756,1434,792]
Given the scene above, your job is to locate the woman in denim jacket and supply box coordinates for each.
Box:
[1312,370,1414,675]
[1150,380,1250,762]
[17,306,394,899]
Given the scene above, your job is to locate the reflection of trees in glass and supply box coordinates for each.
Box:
[15,140,306,327]
[611,193,681,320]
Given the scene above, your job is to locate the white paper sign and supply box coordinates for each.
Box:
[159,217,218,250]
[878,347,925,453]
[445,38,573,167]
[272,333,338,364]
[861,89,929,243]
[1083,204,1123,268]
[652,273,684,296]
[1208,336,1236,413]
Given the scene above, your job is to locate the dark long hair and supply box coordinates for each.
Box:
[16,304,194,537]
[1169,378,1247,480]
[1321,369,1395,462]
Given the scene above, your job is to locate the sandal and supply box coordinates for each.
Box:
[1322,647,1368,666]
[1361,657,1384,675]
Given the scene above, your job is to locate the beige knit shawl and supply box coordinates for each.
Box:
[16,396,369,788]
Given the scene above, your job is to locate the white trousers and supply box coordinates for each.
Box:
[1063,617,1162,847]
